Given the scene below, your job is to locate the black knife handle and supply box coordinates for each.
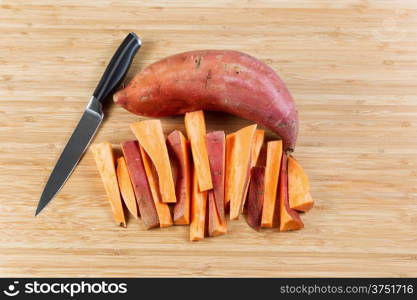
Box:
[93,32,141,105]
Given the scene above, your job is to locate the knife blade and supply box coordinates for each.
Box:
[36,32,141,216]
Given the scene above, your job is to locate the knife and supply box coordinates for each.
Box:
[36,32,141,216]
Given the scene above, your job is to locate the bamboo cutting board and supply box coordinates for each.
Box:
[1,0,417,277]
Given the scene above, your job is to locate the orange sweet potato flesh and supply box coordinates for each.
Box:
[121,141,159,229]
[208,191,227,237]
[251,130,265,167]
[288,156,314,212]
[226,124,257,220]
[224,133,235,209]
[261,140,283,228]
[226,129,263,212]
[91,143,126,227]
[139,145,173,228]
[167,130,191,225]
[190,169,207,241]
[206,131,226,222]
[116,156,138,219]
[131,120,177,203]
[242,129,265,214]
[185,110,213,191]
[279,154,304,231]
[114,50,299,152]
[247,166,265,231]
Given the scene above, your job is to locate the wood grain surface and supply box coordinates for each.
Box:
[1,0,417,277]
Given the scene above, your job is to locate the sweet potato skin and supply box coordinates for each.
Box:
[247,167,265,231]
[139,145,173,228]
[167,130,191,225]
[120,141,159,229]
[114,50,298,151]
[206,131,226,222]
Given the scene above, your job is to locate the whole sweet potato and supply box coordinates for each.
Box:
[114,50,299,151]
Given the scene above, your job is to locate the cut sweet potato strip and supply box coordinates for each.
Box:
[190,169,207,241]
[167,130,191,225]
[261,140,283,228]
[226,129,263,214]
[91,142,126,227]
[242,129,266,213]
[208,191,227,237]
[294,192,313,212]
[224,133,235,209]
[121,141,159,229]
[130,120,176,203]
[288,156,314,212]
[206,131,226,222]
[139,145,173,228]
[185,110,213,191]
[250,129,265,168]
[227,124,257,220]
[116,156,138,219]
[247,166,265,231]
[279,154,304,231]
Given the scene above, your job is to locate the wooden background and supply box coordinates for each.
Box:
[1,0,417,277]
